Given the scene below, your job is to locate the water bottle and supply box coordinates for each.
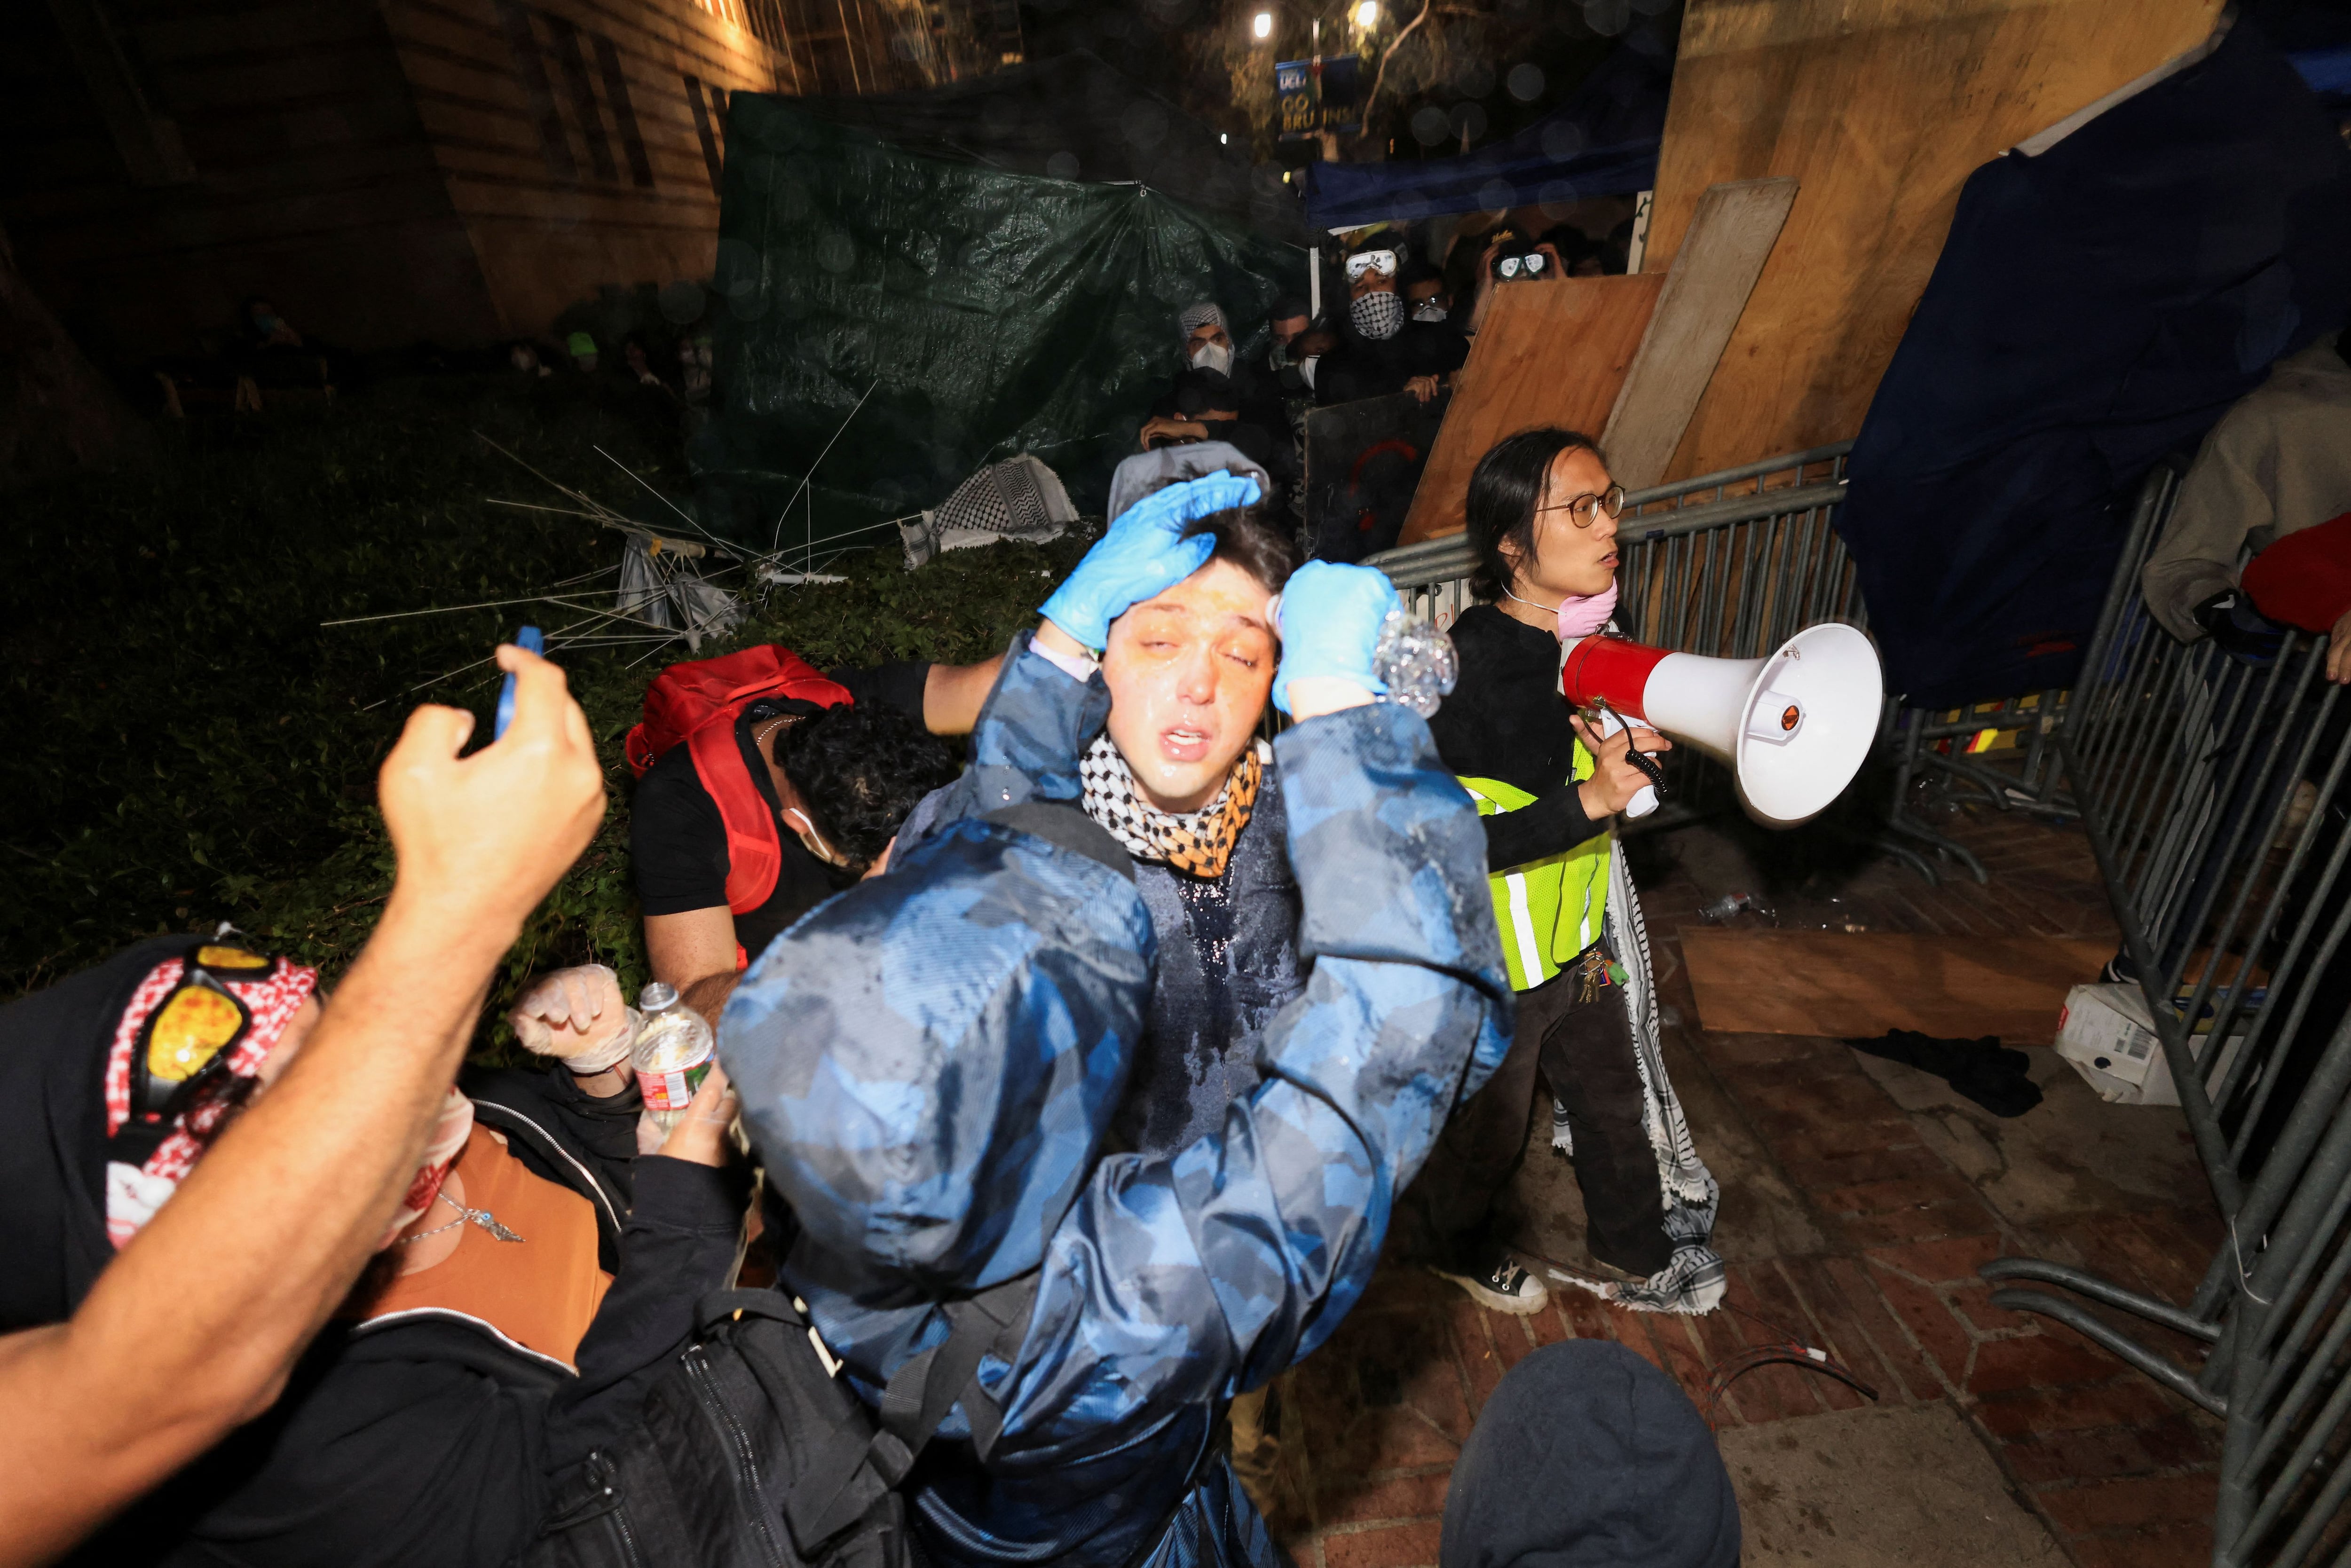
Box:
[631,981,715,1150]
[1373,608,1459,717]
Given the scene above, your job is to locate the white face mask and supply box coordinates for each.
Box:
[1412,299,1448,323]
[1298,355,1319,390]
[1189,341,1233,376]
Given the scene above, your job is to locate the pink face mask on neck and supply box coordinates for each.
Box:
[1554,581,1619,640]
[1506,578,1618,641]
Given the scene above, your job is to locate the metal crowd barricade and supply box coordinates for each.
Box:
[1975,464,2351,1565]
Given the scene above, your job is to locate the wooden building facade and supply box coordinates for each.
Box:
[5,0,1018,357]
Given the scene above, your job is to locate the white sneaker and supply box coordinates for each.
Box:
[1429,1250,1548,1315]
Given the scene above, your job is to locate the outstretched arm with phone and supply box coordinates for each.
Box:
[0,645,607,1568]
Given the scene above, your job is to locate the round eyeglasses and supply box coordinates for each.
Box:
[1536,484,1626,528]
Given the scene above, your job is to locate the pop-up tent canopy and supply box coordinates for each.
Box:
[691,94,1303,555]
[1838,16,2351,709]
[1301,40,1670,233]
[789,51,1306,246]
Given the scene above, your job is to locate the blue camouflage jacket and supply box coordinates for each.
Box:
[724,639,1511,1568]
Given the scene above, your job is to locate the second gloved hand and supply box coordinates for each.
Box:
[1040,470,1261,649]
[1271,561,1398,716]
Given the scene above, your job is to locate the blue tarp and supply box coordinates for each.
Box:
[1301,41,1669,232]
[1837,17,2351,710]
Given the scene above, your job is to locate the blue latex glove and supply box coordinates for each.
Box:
[1040,470,1262,649]
[1271,561,1397,716]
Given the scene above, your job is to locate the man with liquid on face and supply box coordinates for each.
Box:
[1076,484,1307,1154]
[901,473,1306,1158]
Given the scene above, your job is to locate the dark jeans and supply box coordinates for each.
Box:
[1406,954,1673,1279]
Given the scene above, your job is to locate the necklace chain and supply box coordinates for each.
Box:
[397,1189,525,1244]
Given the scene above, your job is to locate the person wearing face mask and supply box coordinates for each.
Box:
[1315,243,1469,408]
[1409,427,1727,1318]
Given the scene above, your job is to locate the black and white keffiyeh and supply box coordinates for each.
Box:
[1547,845,1728,1316]
[1078,732,1265,881]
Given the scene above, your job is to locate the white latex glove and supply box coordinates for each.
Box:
[508,964,637,1071]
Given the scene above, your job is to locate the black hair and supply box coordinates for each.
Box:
[1181,504,1301,599]
[1270,295,1311,323]
[775,703,960,870]
[1464,428,1605,602]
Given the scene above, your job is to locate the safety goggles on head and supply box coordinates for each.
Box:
[129,944,283,1125]
[1495,251,1550,280]
[1344,249,1399,282]
[1538,483,1627,528]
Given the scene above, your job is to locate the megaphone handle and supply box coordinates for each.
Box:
[1594,699,1671,803]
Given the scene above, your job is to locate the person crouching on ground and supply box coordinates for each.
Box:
[1409,426,1728,1317]
[719,528,1512,1568]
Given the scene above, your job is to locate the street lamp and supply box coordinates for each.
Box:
[1354,0,1377,25]
[1252,10,1272,39]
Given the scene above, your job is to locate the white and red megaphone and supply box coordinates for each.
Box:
[1560,624,1883,827]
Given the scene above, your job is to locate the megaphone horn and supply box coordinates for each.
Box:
[1560,624,1884,827]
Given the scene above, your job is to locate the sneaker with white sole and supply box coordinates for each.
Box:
[1428,1250,1548,1315]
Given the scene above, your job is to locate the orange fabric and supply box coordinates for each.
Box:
[360,1123,611,1368]
[2244,509,2351,632]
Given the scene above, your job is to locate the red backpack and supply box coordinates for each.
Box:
[625,646,852,915]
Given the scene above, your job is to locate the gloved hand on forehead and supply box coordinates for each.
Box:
[1040,469,1262,649]
[1270,560,1398,716]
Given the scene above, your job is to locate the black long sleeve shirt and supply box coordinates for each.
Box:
[1425,605,1605,872]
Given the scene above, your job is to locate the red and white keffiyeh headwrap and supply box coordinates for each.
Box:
[103,953,317,1247]
[102,952,473,1251]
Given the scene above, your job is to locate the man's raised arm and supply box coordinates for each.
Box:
[0,645,607,1568]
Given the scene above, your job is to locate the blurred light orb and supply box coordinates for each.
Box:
[1354,1,1378,25]
[1252,11,1272,38]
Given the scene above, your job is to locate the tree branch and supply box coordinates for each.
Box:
[1356,0,1434,155]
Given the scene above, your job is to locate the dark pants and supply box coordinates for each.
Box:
[1408,953,1673,1279]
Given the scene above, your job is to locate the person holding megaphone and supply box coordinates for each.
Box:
[1410,428,1728,1317]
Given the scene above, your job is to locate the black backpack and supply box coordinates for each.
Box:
[530,1280,1036,1568]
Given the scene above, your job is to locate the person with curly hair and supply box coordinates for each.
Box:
[631,687,962,1029]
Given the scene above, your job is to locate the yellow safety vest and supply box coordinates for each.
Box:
[1459,746,1611,993]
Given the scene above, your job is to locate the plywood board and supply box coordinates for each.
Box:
[1680,930,2112,1042]
[1642,0,2225,481]
[1600,177,1797,490]
[1396,270,1665,546]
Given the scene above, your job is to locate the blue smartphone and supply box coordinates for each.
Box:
[493,625,545,740]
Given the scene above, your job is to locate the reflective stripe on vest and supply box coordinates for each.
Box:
[1459,750,1610,993]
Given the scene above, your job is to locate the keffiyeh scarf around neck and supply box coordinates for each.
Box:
[1079,731,1266,880]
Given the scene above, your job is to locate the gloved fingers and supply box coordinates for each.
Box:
[507,965,622,1056]
[1271,561,1399,714]
[1118,469,1261,537]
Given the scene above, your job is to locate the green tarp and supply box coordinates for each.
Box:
[694,94,1305,557]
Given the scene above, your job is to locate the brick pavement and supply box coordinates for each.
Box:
[1260,795,2227,1567]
